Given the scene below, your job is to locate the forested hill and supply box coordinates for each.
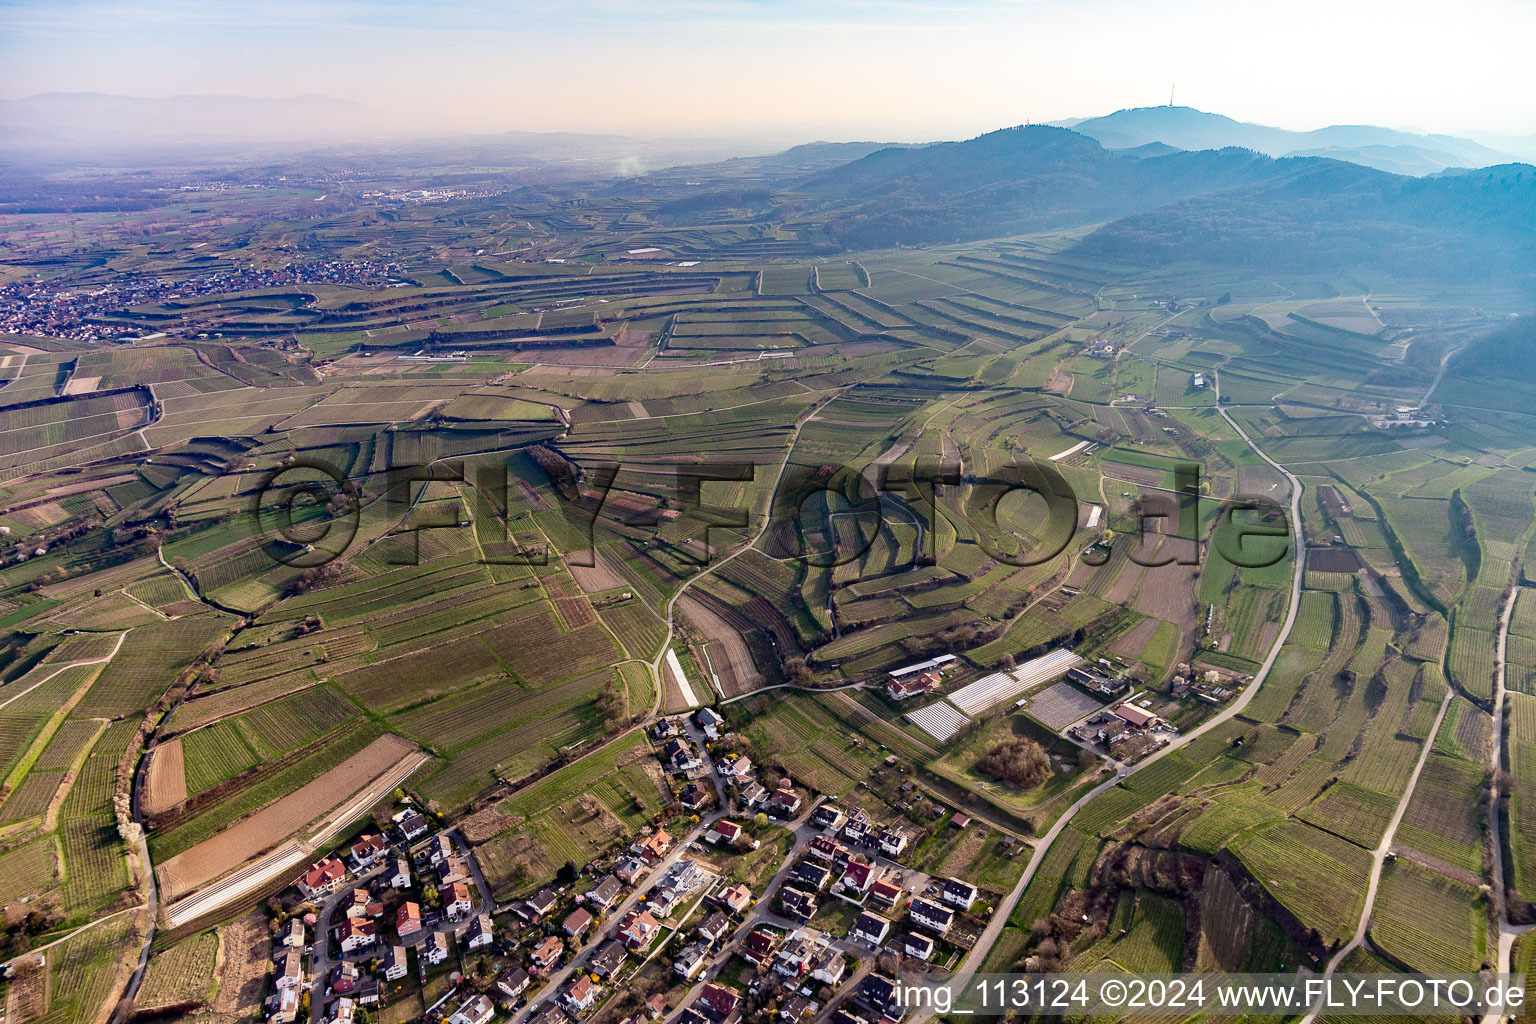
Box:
[806,125,1292,247]
[1070,161,1536,284]
[804,125,1536,285]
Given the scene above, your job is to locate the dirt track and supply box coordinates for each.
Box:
[157,733,418,901]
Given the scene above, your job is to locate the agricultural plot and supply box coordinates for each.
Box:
[1230,820,1371,944]
[135,930,219,1010]
[1026,681,1104,729]
[1296,781,1396,849]
[1395,754,1484,873]
[1370,859,1485,972]
[74,613,232,718]
[1071,890,1184,973]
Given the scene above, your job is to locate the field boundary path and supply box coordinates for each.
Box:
[646,387,848,715]
[1484,580,1534,1024]
[1297,690,1455,1022]
[909,388,1308,1019]
[0,629,128,711]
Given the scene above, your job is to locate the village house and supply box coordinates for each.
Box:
[422,932,451,966]
[713,881,752,915]
[842,809,876,844]
[698,910,732,943]
[445,881,473,918]
[586,874,623,910]
[898,932,935,961]
[839,860,876,896]
[941,878,978,911]
[737,781,769,809]
[399,812,430,841]
[343,888,382,919]
[694,707,724,739]
[449,995,495,1024]
[385,858,411,890]
[851,911,891,947]
[530,934,564,971]
[807,835,845,863]
[878,826,911,858]
[328,996,357,1024]
[276,918,306,950]
[674,941,710,980]
[615,856,648,884]
[589,940,628,978]
[349,834,388,870]
[860,975,901,1017]
[696,983,742,1024]
[379,945,409,981]
[516,884,559,927]
[780,996,815,1024]
[563,907,593,939]
[422,834,455,868]
[496,966,531,1004]
[811,804,847,832]
[810,944,845,985]
[707,819,743,846]
[717,755,753,781]
[632,828,672,862]
[779,886,818,920]
[396,901,424,941]
[276,950,306,990]
[679,782,709,810]
[867,877,903,909]
[908,896,955,936]
[328,962,374,1000]
[767,786,802,818]
[563,975,600,1014]
[793,861,831,891]
[885,670,941,701]
[741,927,779,967]
[663,738,702,773]
[617,909,662,951]
[771,933,816,978]
[272,987,302,1024]
[465,913,494,951]
[298,856,347,899]
[337,918,375,954]
[436,856,470,887]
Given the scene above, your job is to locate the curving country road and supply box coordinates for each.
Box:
[647,387,847,715]
[913,381,1310,1008]
[1483,580,1534,1024]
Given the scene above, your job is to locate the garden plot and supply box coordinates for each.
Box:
[949,648,1083,715]
[905,701,969,742]
[1028,681,1105,730]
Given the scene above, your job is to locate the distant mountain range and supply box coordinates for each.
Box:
[804,124,1535,285]
[0,92,788,171]
[1051,106,1515,175]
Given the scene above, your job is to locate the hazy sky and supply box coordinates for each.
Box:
[3,0,1534,140]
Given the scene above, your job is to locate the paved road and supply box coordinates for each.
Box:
[510,787,734,1022]
[1297,688,1455,1022]
[648,388,848,715]
[308,831,493,1024]
[665,801,929,1024]
[909,384,1310,1018]
[1484,581,1532,1024]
